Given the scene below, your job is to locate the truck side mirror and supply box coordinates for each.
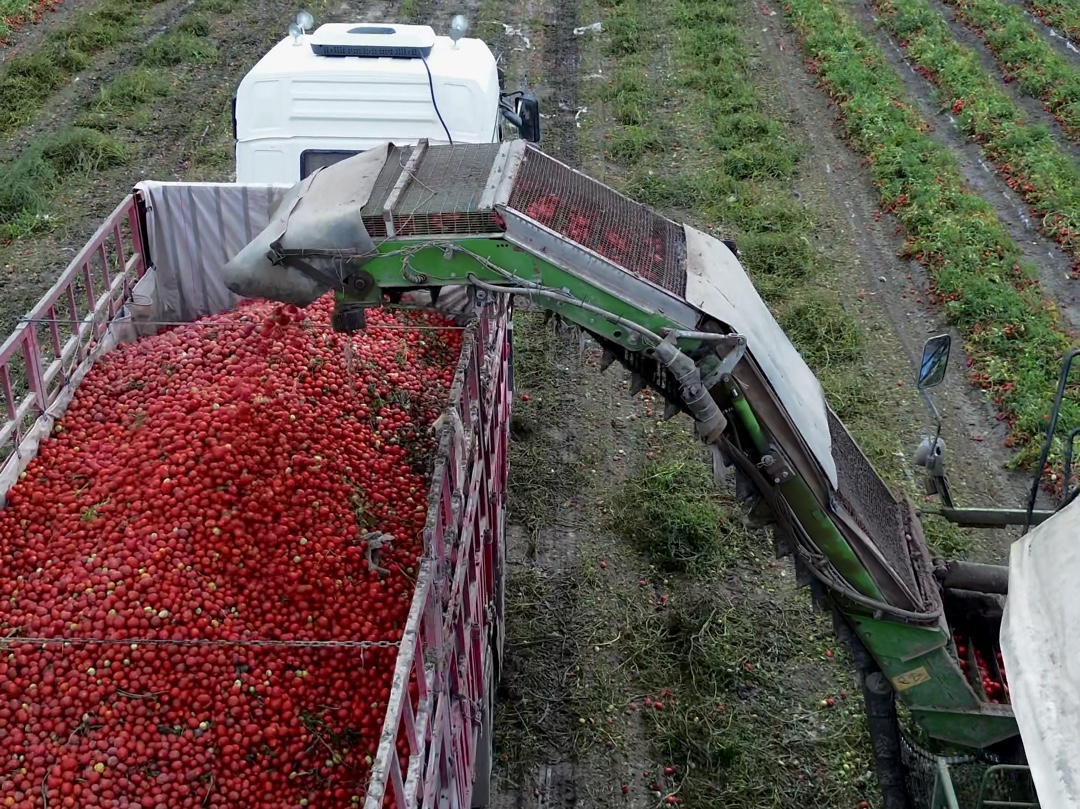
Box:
[516,93,541,143]
[917,334,951,390]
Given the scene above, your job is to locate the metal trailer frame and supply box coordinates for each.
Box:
[929,760,1040,809]
[0,195,512,809]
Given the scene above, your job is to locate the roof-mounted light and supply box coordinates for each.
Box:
[449,15,469,49]
[288,11,312,45]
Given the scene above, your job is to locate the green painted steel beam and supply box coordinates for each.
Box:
[780,477,886,601]
[357,239,700,355]
[725,377,886,602]
[346,232,1017,753]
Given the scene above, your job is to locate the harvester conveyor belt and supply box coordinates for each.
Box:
[225,140,1021,751]
[350,140,934,614]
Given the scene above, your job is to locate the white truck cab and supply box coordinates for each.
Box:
[233,16,540,185]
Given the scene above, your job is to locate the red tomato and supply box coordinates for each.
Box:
[0,295,463,807]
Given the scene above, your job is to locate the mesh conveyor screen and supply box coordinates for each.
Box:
[361,144,505,238]
[506,146,688,296]
[827,411,918,593]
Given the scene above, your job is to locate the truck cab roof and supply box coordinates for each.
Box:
[233,23,502,183]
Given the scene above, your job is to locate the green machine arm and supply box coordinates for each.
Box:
[223,140,1019,759]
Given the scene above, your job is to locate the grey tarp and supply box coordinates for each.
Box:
[132,181,294,322]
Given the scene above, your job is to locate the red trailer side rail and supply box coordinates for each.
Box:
[0,196,146,484]
[0,193,511,809]
[366,296,512,809]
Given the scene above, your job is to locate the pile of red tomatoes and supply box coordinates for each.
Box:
[0,295,463,807]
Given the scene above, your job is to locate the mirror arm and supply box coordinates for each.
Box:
[932,471,954,510]
[499,104,523,129]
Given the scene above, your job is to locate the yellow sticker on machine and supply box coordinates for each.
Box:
[892,667,931,692]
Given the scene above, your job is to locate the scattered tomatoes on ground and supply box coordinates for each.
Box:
[0,0,62,43]
[0,294,462,807]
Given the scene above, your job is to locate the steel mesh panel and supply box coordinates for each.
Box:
[828,411,918,592]
[505,146,688,296]
[362,144,504,238]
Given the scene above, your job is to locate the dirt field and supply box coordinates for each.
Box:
[3,0,1080,805]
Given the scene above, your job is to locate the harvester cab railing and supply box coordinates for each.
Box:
[931,762,1040,809]
[1023,346,1080,531]
[913,336,1080,529]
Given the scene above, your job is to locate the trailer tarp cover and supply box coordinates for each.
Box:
[1000,495,1080,809]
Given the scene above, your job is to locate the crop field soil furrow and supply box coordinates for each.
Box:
[4,0,211,147]
[825,0,1080,326]
[940,0,1080,142]
[864,0,1080,282]
[781,0,1080,468]
[0,0,63,45]
[540,0,581,161]
[933,0,1080,149]
[0,0,186,139]
[480,4,682,808]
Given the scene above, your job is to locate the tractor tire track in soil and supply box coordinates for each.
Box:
[846,0,1080,331]
[539,0,579,161]
[756,1,1029,547]
[481,2,662,808]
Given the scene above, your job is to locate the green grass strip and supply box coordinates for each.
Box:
[943,0,1080,144]
[872,0,1080,268]
[1028,0,1080,43]
[0,0,166,136]
[0,128,128,242]
[780,0,1076,467]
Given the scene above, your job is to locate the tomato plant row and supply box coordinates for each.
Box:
[0,295,462,808]
[1027,0,1080,44]
[941,0,1080,145]
[0,0,60,42]
[780,0,1077,467]
[870,0,1080,273]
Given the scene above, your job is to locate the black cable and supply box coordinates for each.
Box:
[718,437,942,623]
[1024,348,1080,534]
[421,55,453,145]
